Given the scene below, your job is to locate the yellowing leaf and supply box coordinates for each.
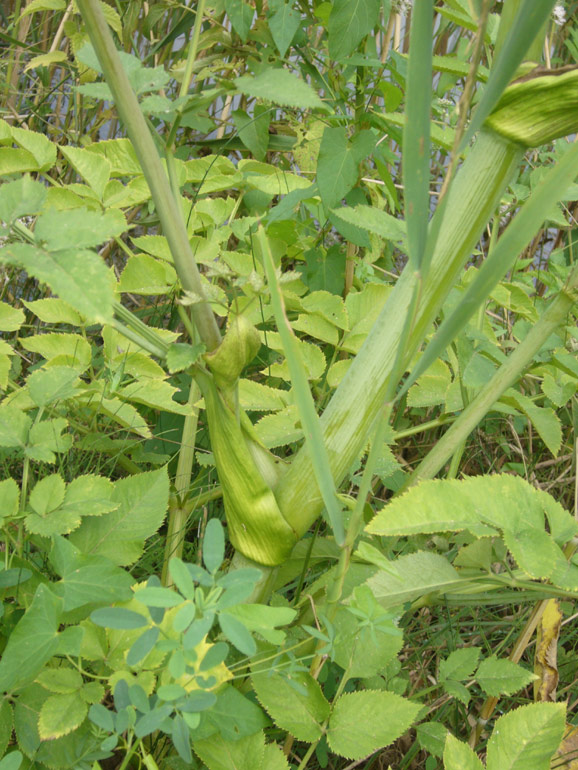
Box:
[24,50,67,72]
[164,637,232,693]
[20,332,92,372]
[535,599,562,702]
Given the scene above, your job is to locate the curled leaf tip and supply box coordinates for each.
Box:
[484,66,578,148]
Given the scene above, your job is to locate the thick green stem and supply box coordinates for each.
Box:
[275,131,523,536]
[76,0,221,352]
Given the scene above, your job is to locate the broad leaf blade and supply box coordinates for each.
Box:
[327,690,420,760]
[486,702,565,770]
[0,243,114,324]
[0,585,62,691]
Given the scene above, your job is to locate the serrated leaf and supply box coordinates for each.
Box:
[268,4,300,57]
[486,702,566,770]
[332,204,406,241]
[36,667,83,694]
[1,243,113,323]
[34,207,125,251]
[29,473,65,516]
[442,679,471,705]
[11,125,55,169]
[76,43,170,97]
[27,417,72,464]
[50,536,133,611]
[21,0,65,15]
[166,342,204,373]
[61,474,118,517]
[317,127,357,211]
[327,690,420,760]
[225,0,254,41]
[200,686,267,742]
[301,290,349,329]
[119,254,177,294]
[0,175,46,223]
[263,742,290,770]
[0,701,14,759]
[38,691,88,740]
[367,551,464,609]
[416,721,448,758]
[407,358,452,407]
[59,145,111,198]
[21,332,92,371]
[85,137,141,176]
[0,477,20,519]
[0,404,31,448]
[80,681,105,704]
[25,507,80,537]
[0,585,62,691]
[254,405,303,448]
[24,50,68,72]
[252,670,329,742]
[194,730,265,770]
[69,468,169,565]
[476,655,536,697]
[506,390,562,457]
[332,606,403,678]
[22,298,83,325]
[0,302,24,332]
[27,366,80,406]
[366,476,577,580]
[235,70,326,111]
[328,0,380,60]
[293,312,339,345]
[238,379,287,411]
[443,733,485,770]
[439,648,481,682]
[502,526,560,580]
[118,379,193,415]
[264,330,326,381]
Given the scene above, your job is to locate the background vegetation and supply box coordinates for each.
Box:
[0,0,577,768]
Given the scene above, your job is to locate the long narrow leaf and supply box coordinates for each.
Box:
[461,0,557,149]
[398,136,578,400]
[404,263,578,487]
[403,0,434,272]
[257,227,345,547]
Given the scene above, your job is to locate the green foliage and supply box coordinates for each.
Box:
[0,0,577,768]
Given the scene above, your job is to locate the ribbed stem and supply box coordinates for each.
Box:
[76,0,221,353]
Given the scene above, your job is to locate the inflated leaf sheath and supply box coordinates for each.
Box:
[199,317,297,565]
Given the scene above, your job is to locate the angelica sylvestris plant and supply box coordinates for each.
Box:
[0,0,577,768]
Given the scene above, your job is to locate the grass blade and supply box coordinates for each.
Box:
[403,263,578,488]
[257,227,345,547]
[398,135,578,400]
